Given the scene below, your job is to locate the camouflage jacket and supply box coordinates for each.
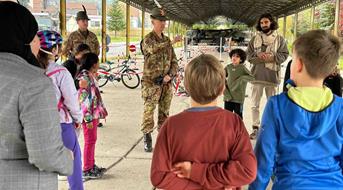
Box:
[62,29,100,57]
[141,31,178,85]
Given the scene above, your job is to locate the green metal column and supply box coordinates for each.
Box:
[177,22,180,34]
[311,5,315,29]
[294,13,298,40]
[283,16,286,38]
[176,22,180,46]
[182,24,185,34]
[126,1,131,57]
[172,21,175,39]
[60,0,66,38]
[141,7,145,40]
[167,21,170,37]
[334,0,340,36]
[101,0,107,63]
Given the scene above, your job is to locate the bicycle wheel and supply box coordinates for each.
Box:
[121,69,140,89]
[97,68,109,87]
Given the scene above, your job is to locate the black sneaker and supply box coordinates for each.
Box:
[143,133,153,152]
[250,128,259,140]
[93,164,106,174]
[82,168,102,179]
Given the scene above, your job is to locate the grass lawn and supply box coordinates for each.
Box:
[96,35,142,43]
[110,36,141,43]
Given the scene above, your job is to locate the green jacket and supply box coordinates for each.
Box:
[224,64,254,103]
[62,29,100,57]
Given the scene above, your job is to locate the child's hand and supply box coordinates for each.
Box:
[79,79,88,89]
[75,123,81,129]
[86,122,93,129]
[172,161,192,179]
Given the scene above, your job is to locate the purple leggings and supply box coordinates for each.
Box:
[61,123,84,190]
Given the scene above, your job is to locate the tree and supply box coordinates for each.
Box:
[317,1,335,30]
[18,0,30,7]
[192,16,248,30]
[108,0,126,37]
[297,9,312,37]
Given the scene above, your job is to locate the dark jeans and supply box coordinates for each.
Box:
[224,101,243,119]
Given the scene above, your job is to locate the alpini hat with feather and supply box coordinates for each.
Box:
[76,5,90,21]
[150,7,168,21]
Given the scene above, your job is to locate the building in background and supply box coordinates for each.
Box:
[27,0,151,33]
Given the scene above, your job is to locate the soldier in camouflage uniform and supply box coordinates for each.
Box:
[140,8,182,152]
[62,6,100,57]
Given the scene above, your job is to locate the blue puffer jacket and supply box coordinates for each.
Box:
[249,92,343,190]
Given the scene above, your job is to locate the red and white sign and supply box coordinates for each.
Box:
[129,45,136,52]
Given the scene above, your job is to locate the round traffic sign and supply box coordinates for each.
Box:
[129,44,136,52]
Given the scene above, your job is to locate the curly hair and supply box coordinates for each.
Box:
[229,48,247,63]
[255,13,278,31]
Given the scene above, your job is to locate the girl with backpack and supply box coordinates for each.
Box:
[77,52,108,179]
[37,30,84,190]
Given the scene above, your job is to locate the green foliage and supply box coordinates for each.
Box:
[107,0,126,36]
[277,1,336,54]
[192,16,248,30]
[315,2,335,30]
[297,9,312,36]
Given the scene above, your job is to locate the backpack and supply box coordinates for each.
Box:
[46,68,70,121]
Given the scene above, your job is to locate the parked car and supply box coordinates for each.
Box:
[33,13,58,31]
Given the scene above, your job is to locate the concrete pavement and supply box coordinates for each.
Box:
[59,50,282,190]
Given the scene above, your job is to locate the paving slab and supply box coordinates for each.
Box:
[59,50,281,190]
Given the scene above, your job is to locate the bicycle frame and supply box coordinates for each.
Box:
[98,63,132,78]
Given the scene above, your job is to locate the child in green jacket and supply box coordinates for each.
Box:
[224,48,254,118]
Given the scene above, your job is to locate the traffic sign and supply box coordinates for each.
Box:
[129,45,136,52]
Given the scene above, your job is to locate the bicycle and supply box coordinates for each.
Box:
[97,55,141,89]
[172,58,189,97]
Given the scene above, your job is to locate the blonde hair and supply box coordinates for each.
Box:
[184,54,225,104]
[293,30,341,79]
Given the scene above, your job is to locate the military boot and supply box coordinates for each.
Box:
[143,133,153,152]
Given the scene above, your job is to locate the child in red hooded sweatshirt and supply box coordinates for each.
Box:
[150,54,257,190]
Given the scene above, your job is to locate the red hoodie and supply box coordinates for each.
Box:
[151,107,257,190]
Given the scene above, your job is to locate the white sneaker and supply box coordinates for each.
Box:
[58,175,68,181]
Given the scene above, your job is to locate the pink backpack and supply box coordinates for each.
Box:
[46,68,70,122]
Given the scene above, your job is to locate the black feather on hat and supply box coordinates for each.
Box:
[76,5,90,21]
[82,5,87,14]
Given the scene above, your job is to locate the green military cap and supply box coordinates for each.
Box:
[150,8,168,21]
[76,5,90,21]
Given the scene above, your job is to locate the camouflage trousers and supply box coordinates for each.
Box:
[141,83,173,134]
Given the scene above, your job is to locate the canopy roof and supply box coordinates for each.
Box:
[125,0,329,26]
